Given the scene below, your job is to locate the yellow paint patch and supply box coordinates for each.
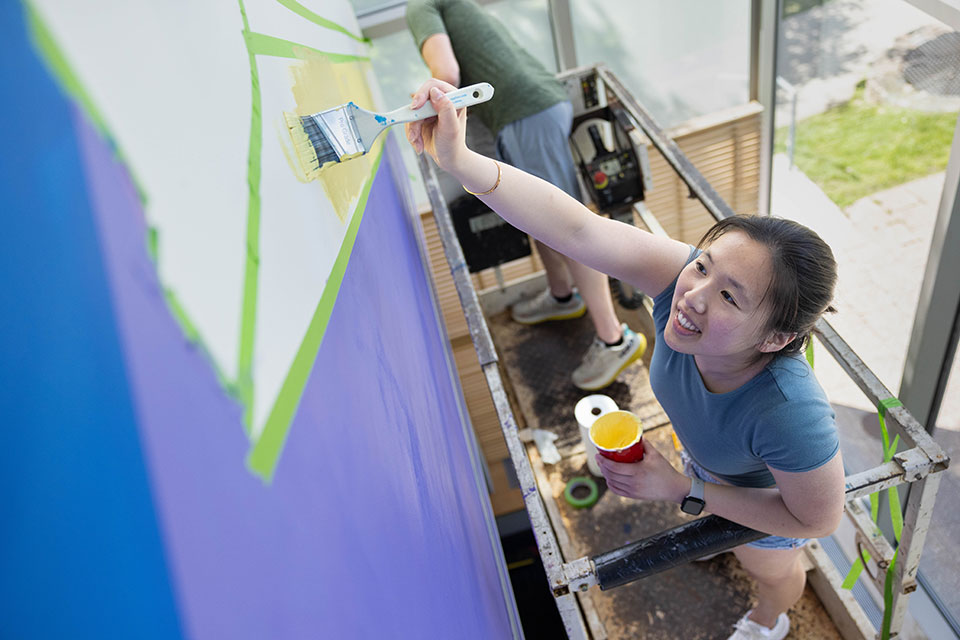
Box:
[285,50,379,223]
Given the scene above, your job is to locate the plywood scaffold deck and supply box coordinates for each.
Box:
[486,304,844,640]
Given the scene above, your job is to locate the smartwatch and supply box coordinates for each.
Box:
[680,476,706,515]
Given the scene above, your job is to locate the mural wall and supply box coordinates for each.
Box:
[0,0,519,637]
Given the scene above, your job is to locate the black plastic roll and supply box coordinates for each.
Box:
[592,515,767,590]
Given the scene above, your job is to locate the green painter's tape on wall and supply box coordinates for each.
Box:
[237,0,262,437]
[28,0,226,399]
[236,1,374,446]
[247,147,384,483]
[147,226,159,264]
[164,287,239,401]
[243,30,369,63]
[25,3,110,150]
[25,1,149,206]
[274,0,370,44]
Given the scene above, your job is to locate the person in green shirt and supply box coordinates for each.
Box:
[407,0,645,390]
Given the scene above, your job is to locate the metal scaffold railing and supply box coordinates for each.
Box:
[418,64,950,640]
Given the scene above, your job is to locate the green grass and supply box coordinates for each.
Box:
[775,87,956,208]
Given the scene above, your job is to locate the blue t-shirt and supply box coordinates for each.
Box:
[649,248,839,488]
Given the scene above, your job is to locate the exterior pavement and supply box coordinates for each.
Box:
[776,0,943,125]
[772,153,960,631]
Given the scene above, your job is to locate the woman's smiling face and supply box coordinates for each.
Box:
[665,231,777,361]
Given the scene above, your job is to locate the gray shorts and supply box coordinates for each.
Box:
[680,450,809,551]
[495,101,581,200]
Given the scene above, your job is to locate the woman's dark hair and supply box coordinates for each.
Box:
[696,215,837,355]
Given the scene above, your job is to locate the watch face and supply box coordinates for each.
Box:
[681,497,705,515]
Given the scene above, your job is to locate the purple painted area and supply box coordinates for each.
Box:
[74,112,514,639]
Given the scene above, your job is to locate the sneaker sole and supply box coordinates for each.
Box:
[573,333,647,391]
[511,305,587,325]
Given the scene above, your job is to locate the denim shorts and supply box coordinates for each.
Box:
[495,101,581,200]
[680,450,809,551]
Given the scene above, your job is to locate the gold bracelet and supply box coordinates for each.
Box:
[462,160,501,196]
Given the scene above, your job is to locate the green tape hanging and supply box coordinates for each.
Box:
[842,396,906,640]
[877,397,904,417]
[877,398,904,541]
[881,548,900,640]
[274,0,370,44]
[841,551,870,590]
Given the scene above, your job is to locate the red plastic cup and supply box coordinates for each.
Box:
[589,410,644,462]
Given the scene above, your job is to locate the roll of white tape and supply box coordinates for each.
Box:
[575,394,619,476]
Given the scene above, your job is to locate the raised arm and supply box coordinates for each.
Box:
[420,34,460,87]
[406,78,691,297]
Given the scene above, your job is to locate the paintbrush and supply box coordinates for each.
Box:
[285,82,494,181]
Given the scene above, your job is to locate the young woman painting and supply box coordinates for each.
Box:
[407,79,845,640]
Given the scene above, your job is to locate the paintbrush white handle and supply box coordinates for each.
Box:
[383,82,495,124]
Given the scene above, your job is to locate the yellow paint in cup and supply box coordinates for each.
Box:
[589,410,644,462]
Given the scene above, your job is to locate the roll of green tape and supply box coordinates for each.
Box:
[564,476,599,509]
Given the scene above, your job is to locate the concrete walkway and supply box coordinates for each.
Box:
[776,0,941,125]
[772,153,960,629]
[771,154,957,427]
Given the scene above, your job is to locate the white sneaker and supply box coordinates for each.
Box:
[571,324,646,390]
[727,610,790,640]
[510,288,586,324]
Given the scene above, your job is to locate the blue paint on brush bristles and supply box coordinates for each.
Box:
[285,83,494,181]
[300,117,336,167]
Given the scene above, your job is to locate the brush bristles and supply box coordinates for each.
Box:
[300,117,340,168]
[284,112,336,182]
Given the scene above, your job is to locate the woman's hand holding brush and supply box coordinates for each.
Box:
[406,79,500,196]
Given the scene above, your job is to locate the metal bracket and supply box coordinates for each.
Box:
[553,556,598,597]
[846,499,896,572]
[893,447,932,483]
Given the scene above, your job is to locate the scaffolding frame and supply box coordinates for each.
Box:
[418,64,950,640]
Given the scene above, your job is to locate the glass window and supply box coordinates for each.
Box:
[921,354,960,628]
[347,0,396,15]
[370,0,553,110]
[486,0,556,74]
[369,28,431,116]
[571,0,751,128]
[773,0,958,400]
[772,0,960,626]
[367,0,553,209]
[369,27,434,208]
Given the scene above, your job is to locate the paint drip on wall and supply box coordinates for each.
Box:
[283,50,378,223]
